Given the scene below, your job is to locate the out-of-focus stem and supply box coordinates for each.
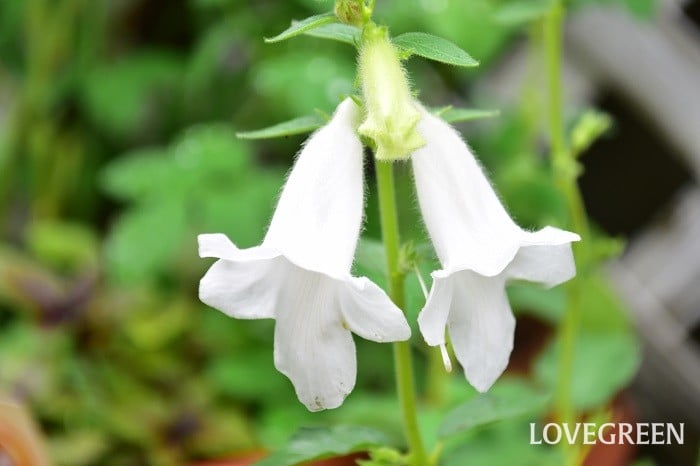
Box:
[543,2,591,466]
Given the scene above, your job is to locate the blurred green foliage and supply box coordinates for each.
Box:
[0,0,653,464]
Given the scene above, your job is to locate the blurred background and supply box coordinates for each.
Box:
[0,0,698,465]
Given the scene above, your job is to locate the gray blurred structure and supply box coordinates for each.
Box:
[567,0,700,433]
[478,0,700,455]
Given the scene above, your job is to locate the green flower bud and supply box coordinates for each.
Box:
[334,0,364,26]
[358,23,425,161]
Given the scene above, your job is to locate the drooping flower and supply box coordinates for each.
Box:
[199,98,410,411]
[411,105,580,393]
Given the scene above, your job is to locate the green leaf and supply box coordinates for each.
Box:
[124,298,191,350]
[328,395,403,445]
[48,430,108,466]
[353,237,387,287]
[393,32,479,67]
[494,0,552,25]
[495,154,568,226]
[535,332,641,410]
[255,425,389,466]
[258,404,317,449]
[578,273,633,333]
[104,201,187,283]
[439,381,550,438]
[206,351,288,402]
[265,13,338,43]
[358,447,409,466]
[508,282,566,323]
[0,323,61,390]
[589,234,625,263]
[81,52,183,138]
[433,106,500,123]
[302,22,361,45]
[624,0,657,19]
[100,148,172,201]
[252,51,354,116]
[353,237,438,332]
[102,123,281,283]
[236,114,326,139]
[26,220,99,271]
[441,419,561,466]
[185,19,244,93]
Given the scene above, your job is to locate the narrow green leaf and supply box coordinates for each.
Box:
[302,22,361,45]
[265,13,338,43]
[236,114,326,140]
[393,32,479,67]
[433,106,500,123]
[494,0,552,25]
[255,425,389,466]
[439,382,550,438]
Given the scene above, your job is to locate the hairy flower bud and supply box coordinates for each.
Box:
[358,23,425,161]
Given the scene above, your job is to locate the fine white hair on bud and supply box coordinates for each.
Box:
[357,23,425,161]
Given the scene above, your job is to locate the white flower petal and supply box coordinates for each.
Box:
[199,255,284,320]
[263,98,363,278]
[411,104,579,392]
[339,277,411,343]
[506,226,580,287]
[445,271,515,393]
[416,271,454,347]
[273,270,355,411]
[507,243,576,288]
[411,105,523,277]
[198,99,411,411]
[522,225,581,246]
[198,233,236,259]
[198,233,280,262]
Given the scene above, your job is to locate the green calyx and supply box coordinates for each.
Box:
[334,0,365,26]
[358,22,425,161]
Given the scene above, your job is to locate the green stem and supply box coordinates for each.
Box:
[543,3,590,466]
[522,23,544,147]
[375,161,429,466]
[543,2,590,240]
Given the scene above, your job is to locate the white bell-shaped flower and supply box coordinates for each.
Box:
[412,105,580,393]
[198,99,410,411]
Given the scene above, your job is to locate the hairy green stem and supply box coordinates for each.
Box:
[543,3,591,465]
[375,161,429,466]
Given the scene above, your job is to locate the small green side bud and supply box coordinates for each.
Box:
[571,110,612,158]
[334,0,364,26]
[358,23,425,161]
